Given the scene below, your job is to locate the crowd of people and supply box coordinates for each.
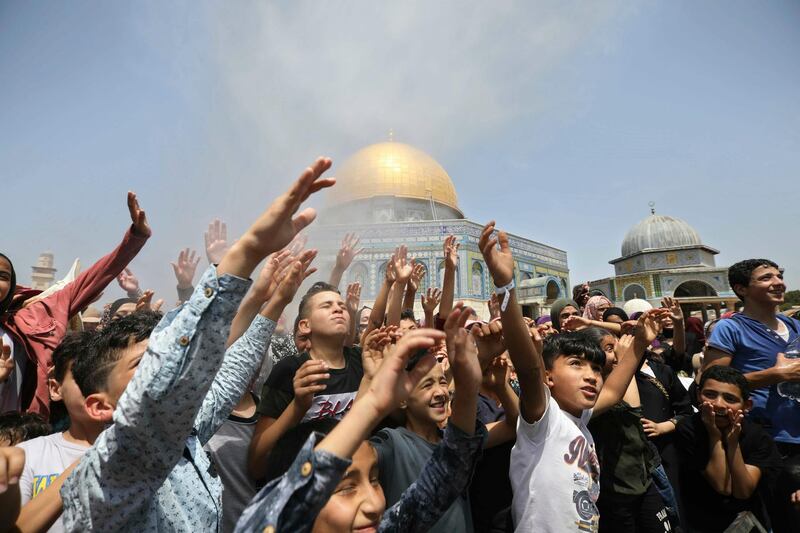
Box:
[0,157,799,533]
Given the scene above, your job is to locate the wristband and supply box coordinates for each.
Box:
[494,279,516,312]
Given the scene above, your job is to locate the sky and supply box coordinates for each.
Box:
[1,1,799,304]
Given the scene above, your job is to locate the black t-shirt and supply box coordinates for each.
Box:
[257,346,363,422]
[471,393,513,533]
[674,414,781,532]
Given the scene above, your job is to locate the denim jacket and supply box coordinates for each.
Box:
[61,266,276,532]
[234,421,487,533]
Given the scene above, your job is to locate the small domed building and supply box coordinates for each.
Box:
[311,139,570,319]
[589,207,738,320]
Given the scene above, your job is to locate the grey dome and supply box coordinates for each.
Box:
[621,215,702,257]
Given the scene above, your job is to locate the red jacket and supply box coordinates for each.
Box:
[0,226,149,417]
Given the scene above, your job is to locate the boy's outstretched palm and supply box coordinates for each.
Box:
[479,221,514,287]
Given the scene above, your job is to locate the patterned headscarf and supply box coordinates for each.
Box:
[583,295,613,321]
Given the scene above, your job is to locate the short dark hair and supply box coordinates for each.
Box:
[400,309,416,322]
[699,365,750,401]
[728,259,780,300]
[72,311,162,397]
[0,411,51,445]
[602,307,629,322]
[52,331,96,383]
[542,332,606,370]
[297,282,341,322]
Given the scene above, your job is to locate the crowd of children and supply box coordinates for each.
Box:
[1,157,799,532]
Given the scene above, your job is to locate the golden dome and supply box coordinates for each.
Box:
[327,142,460,212]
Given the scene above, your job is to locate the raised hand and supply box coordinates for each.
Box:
[272,254,318,307]
[444,303,483,388]
[0,337,14,384]
[472,318,506,370]
[421,287,442,314]
[486,355,511,394]
[204,218,229,265]
[392,245,414,283]
[361,326,396,380]
[478,221,514,287]
[293,360,330,412]
[116,268,140,295]
[635,309,669,347]
[346,282,361,315]
[127,192,151,237]
[443,235,460,269]
[409,262,426,292]
[562,315,591,331]
[135,290,163,312]
[724,409,744,448]
[171,248,200,289]
[700,401,722,440]
[335,233,363,271]
[249,158,334,256]
[661,296,684,323]
[385,255,397,283]
[363,329,445,417]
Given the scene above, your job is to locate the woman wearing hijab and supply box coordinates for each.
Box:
[0,193,151,416]
[583,295,614,321]
[549,298,581,332]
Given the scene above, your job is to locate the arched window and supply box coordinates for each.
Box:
[623,283,647,301]
[438,260,459,293]
[472,262,485,297]
[415,260,429,293]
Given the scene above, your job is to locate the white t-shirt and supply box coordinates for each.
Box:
[510,389,600,532]
[16,433,90,533]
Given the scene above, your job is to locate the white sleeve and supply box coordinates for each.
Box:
[516,388,557,444]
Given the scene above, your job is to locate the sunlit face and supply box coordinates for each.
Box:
[595,302,611,318]
[0,257,13,303]
[736,265,785,306]
[406,364,450,425]
[698,379,751,429]
[312,442,384,533]
[301,291,350,340]
[599,335,617,372]
[399,318,417,334]
[558,305,580,329]
[54,364,91,424]
[106,339,148,406]
[113,303,137,319]
[546,355,604,417]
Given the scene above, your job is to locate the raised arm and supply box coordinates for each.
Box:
[402,262,425,311]
[479,222,547,423]
[421,287,441,328]
[235,329,445,533]
[61,158,336,532]
[724,410,762,499]
[0,446,25,531]
[364,265,395,339]
[171,248,200,305]
[593,310,668,416]
[438,235,459,319]
[328,233,362,289]
[51,192,151,318]
[386,246,413,327]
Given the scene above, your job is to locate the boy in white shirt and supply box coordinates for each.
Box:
[478,221,664,532]
[16,331,95,533]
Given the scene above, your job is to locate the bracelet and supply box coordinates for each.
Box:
[494,279,516,312]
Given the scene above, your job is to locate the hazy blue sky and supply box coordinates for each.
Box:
[2,1,798,303]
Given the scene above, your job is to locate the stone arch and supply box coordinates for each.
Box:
[546,279,561,303]
[673,280,718,298]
